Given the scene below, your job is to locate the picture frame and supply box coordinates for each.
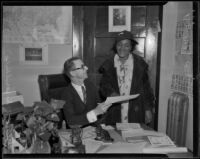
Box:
[19,43,48,65]
[109,6,131,32]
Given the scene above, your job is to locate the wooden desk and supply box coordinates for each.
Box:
[3,124,193,158]
[89,124,193,158]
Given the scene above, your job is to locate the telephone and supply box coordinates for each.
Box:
[94,124,113,143]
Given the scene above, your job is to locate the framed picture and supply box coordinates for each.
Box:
[19,43,48,65]
[109,6,131,32]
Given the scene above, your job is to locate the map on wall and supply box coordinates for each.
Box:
[3,6,72,44]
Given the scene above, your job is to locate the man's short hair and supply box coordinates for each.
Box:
[63,57,81,77]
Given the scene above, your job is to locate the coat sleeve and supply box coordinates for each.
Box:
[142,65,155,111]
[99,61,118,99]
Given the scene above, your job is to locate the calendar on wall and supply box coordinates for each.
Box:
[176,13,193,55]
[171,74,193,96]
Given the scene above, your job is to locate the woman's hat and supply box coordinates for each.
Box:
[116,30,138,44]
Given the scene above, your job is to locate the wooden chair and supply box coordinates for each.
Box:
[38,73,70,129]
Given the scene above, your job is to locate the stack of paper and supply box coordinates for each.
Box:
[116,123,145,140]
[147,136,175,147]
[116,123,141,130]
[143,134,188,154]
[122,129,166,139]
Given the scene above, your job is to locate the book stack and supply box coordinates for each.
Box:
[143,135,188,154]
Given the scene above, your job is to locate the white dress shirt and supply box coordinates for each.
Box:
[71,82,97,123]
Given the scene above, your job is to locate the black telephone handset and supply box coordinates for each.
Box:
[94,124,113,143]
[94,110,113,143]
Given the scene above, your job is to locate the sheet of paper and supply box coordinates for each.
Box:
[121,129,144,139]
[116,123,141,130]
[105,94,140,104]
[126,136,148,143]
[58,131,74,147]
[82,139,103,153]
[97,142,146,153]
[82,126,96,139]
[143,147,188,154]
[121,129,166,138]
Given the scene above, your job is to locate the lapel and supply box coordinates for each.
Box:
[84,80,88,104]
[130,54,143,94]
[69,83,85,104]
[110,59,120,94]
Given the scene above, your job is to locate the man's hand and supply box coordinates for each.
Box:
[93,102,112,116]
[145,110,152,124]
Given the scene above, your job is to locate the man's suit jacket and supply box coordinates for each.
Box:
[99,53,154,125]
[61,79,100,126]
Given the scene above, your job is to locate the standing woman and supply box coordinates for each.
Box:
[99,30,155,126]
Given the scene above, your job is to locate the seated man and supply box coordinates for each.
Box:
[61,57,111,127]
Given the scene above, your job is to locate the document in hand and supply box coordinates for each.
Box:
[116,123,141,130]
[104,94,140,104]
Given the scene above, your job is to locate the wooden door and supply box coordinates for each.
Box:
[73,5,163,130]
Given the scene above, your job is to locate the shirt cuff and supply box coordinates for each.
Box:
[86,110,97,123]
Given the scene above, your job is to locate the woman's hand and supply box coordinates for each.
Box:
[145,110,152,124]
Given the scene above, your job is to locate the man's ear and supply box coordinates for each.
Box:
[70,71,75,77]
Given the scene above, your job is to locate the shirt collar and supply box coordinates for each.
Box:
[71,82,85,89]
[114,53,133,68]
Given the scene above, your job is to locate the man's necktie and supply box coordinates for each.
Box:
[81,86,87,104]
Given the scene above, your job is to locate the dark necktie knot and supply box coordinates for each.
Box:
[81,86,87,104]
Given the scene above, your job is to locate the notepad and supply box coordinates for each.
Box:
[147,136,175,147]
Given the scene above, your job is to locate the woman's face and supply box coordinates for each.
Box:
[116,39,132,59]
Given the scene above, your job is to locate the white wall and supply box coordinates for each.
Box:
[158,2,193,151]
[2,6,73,106]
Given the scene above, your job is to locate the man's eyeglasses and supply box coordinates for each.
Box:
[71,64,86,71]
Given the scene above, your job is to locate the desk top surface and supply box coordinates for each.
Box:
[58,124,193,157]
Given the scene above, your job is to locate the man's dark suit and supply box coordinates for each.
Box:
[61,79,100,126]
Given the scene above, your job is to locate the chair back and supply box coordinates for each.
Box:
[38,73,70,129]
[38,74,70,102]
